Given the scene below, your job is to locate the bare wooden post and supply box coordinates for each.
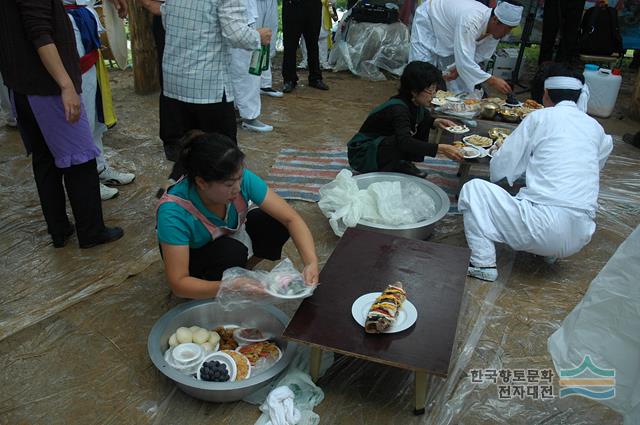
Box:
[127,0,159,94]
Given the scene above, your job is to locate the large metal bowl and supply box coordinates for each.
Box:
[148,300,297,402]
[353,172,450,240]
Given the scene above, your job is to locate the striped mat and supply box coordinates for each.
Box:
[265,148,518,213]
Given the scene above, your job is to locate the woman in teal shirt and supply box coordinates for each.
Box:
[157,132,319,299]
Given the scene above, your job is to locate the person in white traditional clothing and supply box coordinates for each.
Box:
[298,0,337,70]
[257,0,283,98]
[458,63,613,282]
[230,0,274,133]
[409,0,523,95]
[65,0,135,200]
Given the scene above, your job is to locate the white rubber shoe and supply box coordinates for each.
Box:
[100,183,119,200]
[544,256,558,265]
[99,167,135,186]
[241,119,273,133]
[467,266,498,282]
[260,87,284,98]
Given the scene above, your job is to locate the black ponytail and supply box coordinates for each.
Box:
[175,131,245,183]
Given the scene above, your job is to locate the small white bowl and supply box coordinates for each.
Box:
[172,343,204,366]
[197,352,237,382]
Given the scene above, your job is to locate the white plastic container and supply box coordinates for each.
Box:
[583,65,622,118]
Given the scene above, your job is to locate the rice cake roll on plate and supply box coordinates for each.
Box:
[365,283,407,333]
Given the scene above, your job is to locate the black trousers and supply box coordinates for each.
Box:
[282,0,323,84]
[376,135,434,171]
[538,0,586,64]
[188,209,291,281]
[13,92,105,245]
[161,95,238,180]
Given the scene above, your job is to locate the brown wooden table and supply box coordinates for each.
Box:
[282,228,470,414]
[433,117,518,196]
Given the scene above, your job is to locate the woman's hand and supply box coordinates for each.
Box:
[443,67,458,81]
[438,144,464,161]
[302,262,319,285]
[434,118,458,130]
[61,85,81,123]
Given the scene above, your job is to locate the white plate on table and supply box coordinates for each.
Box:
[351,292,418,333]
[461,146,482,159]
[264,285,314,300]
[431,98,447,106]
[445,125,469,134]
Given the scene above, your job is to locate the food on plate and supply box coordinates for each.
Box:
[199,360,230,382]
[192,328,210,344]
[445,125,469,134]
[222,350,251,380]
[176,327,193,344]
[238,341,281,366]
[464,99,481,105]
[523,99,543,109]
[463,134,493,148]
[483,97,506,106]
[365,282,407,334]
[214,327,239,350]
[239,328,264,341]
[208,331,221,346]
[266,272,308,296]
[435,90,455,99]
[431,97,447,106]
[488,127,512,140]
[453,141,464,148]
[169,333,178,347]
[498,108,519,122]
[462,147,480,158]
[506,92,519,106]
[516,107,535,118]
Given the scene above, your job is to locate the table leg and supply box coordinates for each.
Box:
[309,347,322,383]
[434,128,443,144]
[414,371,430,415]
[456,163,471,198]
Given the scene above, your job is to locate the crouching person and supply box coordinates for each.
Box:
[157,132,319,298]
[458,63,613,282]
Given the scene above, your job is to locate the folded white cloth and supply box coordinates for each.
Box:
[264,386,301,425]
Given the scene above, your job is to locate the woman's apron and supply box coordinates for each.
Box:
[347,98,424,173]
[157,187,255,257]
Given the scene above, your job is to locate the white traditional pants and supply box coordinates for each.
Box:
[0,72,12,121]
[230,47,262,120]
[69,14,108,172]
[300,19,330,68]
[458,179,596,267]
[256,0,279,89]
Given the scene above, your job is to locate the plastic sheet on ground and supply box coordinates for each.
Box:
[329,17,409,81]
[548,224,640,425]
[1,67,639,425]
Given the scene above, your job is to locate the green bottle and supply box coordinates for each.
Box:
[261,44,270,71]
[249,47,263,76]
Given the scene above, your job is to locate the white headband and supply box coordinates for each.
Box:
[494,1,524,27]
[544,76,590,112]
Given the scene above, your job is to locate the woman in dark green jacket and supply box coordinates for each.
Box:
[348,61,463,178]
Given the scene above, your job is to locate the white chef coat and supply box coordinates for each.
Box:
[458,101,613,267]
[409,0,499,94]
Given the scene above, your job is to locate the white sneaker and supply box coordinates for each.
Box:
[241,119,273,133]
[467,266,498,282]
[260,87,284,98]
[100,183,119,200]
[5,117,17,127]
[99,167,135,186]
[297,61,308,69]
[544,256,558,265]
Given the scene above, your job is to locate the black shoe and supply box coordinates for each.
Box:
[52,223,75,248]
[282,81,297,93]
[79,226,124,249]
[309,80,329,91]
[395,161,427,178]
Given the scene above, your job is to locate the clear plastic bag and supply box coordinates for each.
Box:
[318,169,438,236]
[217,258,317,310]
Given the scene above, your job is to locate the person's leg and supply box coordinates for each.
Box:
[282,1,303,86]
[458,179,528,281]
[556,0,586,63]
[12,92,70,240]
[162,97,191,181]
[538,0,561,64]
[318,23,330,69]
[191,95,238,144]
[189,237,249,281]
[230,47,269,132]
[63,158,109,246]
[303,0,324,85]
[258,0,279,90]
[377,135,432,177]
[245,209,290,260]
[299,35,309,68]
